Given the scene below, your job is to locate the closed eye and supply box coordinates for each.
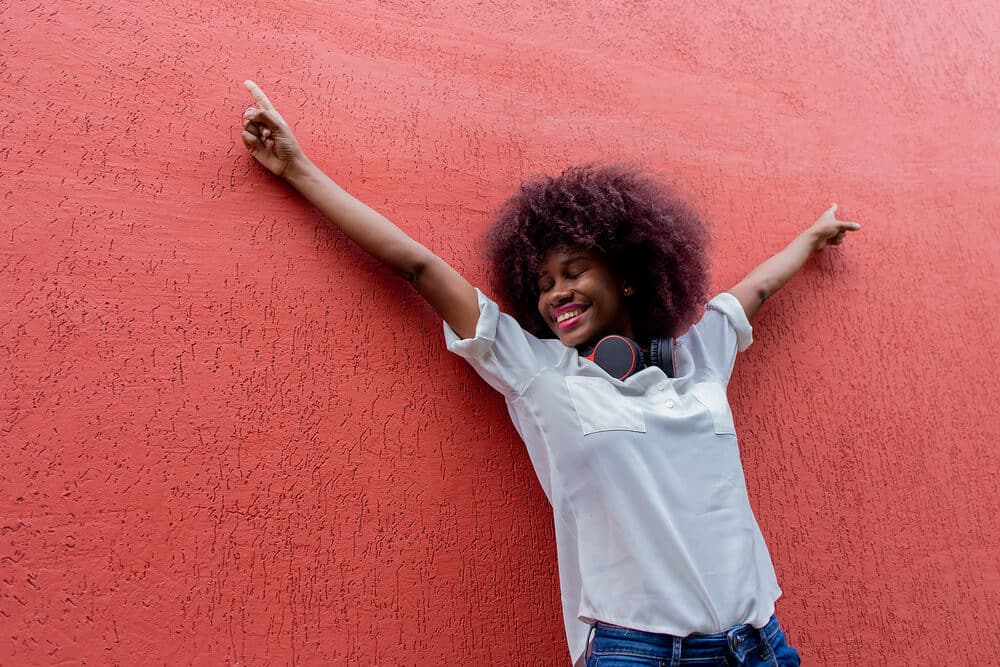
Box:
[537,264,588,292]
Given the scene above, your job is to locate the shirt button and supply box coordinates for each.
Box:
[657,384,665,391]
[666,400,675,408]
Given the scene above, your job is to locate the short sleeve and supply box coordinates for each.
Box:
[679,292,753,385]
[443,288,561,397]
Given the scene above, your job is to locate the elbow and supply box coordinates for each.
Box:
[384,238,434,284]
[755,283,771,307]
[398,264,419,284]
[401,250,435,285]
[750,273,783,306]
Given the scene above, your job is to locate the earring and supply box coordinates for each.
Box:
[623,287,633,296]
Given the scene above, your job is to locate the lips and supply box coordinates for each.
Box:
[552,304,589,330]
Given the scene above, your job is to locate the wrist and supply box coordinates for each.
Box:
[284,155,318,187]
[798,226,823,252]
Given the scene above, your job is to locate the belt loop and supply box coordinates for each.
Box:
[585,623,597,660]
[669,635,681,667]
[758,624,774,663]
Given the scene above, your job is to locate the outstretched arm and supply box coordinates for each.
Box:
[241,80,480,338]
[727,204,861,321]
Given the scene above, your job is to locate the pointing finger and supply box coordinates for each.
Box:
[244,80,275,111]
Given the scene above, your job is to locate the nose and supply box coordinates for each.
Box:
[547,280,574,306]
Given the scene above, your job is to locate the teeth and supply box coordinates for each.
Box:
[556,308,583,323]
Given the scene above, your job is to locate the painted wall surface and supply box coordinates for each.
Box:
[2,1,999,664]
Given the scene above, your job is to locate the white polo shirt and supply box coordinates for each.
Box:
[444,290,781,666]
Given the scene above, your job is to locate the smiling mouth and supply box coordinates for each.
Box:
[554,306,588,330]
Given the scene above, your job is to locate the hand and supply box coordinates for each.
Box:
[807,203,861,251]
[241,80,308,178]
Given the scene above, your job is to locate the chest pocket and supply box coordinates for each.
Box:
[565,376,646,435]
[691,381,737,436]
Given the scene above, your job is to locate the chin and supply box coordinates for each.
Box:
[557,329,593,349]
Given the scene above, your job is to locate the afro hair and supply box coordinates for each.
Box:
[485,163,711,341]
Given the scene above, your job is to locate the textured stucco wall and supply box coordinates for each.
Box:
[3,1,999,664]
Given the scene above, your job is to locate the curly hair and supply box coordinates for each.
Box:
[485,163,711,341]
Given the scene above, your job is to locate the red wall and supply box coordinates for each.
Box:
[3,1,999,664]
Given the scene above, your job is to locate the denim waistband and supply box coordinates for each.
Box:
[587,615,781,664]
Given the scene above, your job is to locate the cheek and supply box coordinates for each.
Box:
[537,300,555,330]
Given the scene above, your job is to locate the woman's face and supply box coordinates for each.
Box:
[536,246,636,350]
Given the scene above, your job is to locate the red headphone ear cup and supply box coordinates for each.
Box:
[590,335,642,380]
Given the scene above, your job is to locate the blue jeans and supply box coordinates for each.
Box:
[584,615,801,666]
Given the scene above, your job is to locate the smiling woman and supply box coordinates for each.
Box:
[240,81,859,666]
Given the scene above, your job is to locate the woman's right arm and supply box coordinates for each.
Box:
[241,80,480,339]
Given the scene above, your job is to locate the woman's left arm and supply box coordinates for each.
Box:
[728,204,861,321]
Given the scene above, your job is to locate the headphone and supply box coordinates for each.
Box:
[583,335,674,381]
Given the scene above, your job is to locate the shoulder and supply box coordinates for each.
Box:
[673,292,753,383]
[444,288,573,395]
[681,292,753,353]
